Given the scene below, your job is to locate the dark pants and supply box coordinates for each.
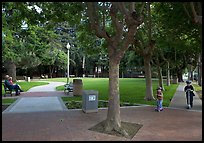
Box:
[10,84,21,94]
[186,93,194,107]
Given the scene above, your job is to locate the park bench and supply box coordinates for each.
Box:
[64,82,73,94]
[70,75,75,78]
[3,83,14,97]
[88,75,94,78]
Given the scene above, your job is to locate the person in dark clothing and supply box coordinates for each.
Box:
[4,75,23,96]
[184,80,195,109]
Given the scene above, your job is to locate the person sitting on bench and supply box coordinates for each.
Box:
[4,75,23,96]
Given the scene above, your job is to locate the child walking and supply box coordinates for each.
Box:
[184,80,195,109]
[155,87,163,112]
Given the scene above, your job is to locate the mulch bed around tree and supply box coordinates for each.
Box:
[88,120,143,139]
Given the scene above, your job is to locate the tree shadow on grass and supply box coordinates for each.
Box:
[88,120,143,139]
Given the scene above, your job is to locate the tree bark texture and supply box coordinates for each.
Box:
[5,60,16,82]
[157,66,164,90]
[198,52,202,86]
[166,61,170,86]
[177,70,184,82]
[86,2,144,137]
[172,75,178,84]
[143,56,154,100]
[105,59,121,131]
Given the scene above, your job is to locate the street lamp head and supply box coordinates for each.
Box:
[66,43,70,50]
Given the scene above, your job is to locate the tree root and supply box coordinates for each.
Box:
[112,126,130,139]
[104,120,131,139]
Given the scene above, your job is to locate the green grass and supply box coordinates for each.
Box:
[193,83,202,91]
[53,78,178,107]
[2,78,179,107]
[2,98,17,105]
[193,83,202,99]
[2,81,49,104]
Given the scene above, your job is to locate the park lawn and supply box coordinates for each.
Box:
[2,81,49,95]
[2,98,17,105]
[54,78,178,107]
[2,78,178,107]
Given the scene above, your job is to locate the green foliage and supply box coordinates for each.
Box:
[151,2,201,74]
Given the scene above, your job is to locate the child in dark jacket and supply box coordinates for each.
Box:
[184,80,195,109]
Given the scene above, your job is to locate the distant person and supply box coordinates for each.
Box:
[8,76,22,89]
[155,87,163,112]
[8,76,14,84]
[4,75,23,95]
[184,80,195,109]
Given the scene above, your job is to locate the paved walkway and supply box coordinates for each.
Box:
[2,81,202,141]
[27,81,66,92]
[3,81,68,113]
[169,82,202,112]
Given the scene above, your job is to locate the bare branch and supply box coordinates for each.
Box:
[118,25,138,58]
[86,2,110,40]
[102,2,105,29]
[129,2,135,13]
[139,2,146,14]
[190,2,197,18]
[147,2,151,41]
[110,4,123,40]
[197,2,202,15]
[114,2,128,16]
[183,3,192,19]
[190,2,202,24]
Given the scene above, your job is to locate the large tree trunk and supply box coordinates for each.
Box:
[188,65,193,81]
[157,65,164,90]
[144,56,155,100]
[166,61,170,86]
[177,69,184,82]
[104,57,129,137]
[172,75,178,84]
[86,2,144,138]
[49,65,54,78]
[5,60,17,82]
[198,53,202,86]
[105,59,121,129]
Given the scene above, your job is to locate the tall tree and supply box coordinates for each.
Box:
[131,2,155,100]
[86,2,144,136]
[183,2,202,85]
[153,2,201,83]
[2,2,49,80]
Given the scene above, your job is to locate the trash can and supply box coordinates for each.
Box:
[73,79,83,96]
[82,90,98,113]
[27,77,30,82]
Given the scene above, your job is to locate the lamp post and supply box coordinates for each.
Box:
[66,43,70,84]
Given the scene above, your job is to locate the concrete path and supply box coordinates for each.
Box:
[3,81,68,113]
[27,81,66,92]
[168,82,202,112]
[3,96,68,113]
